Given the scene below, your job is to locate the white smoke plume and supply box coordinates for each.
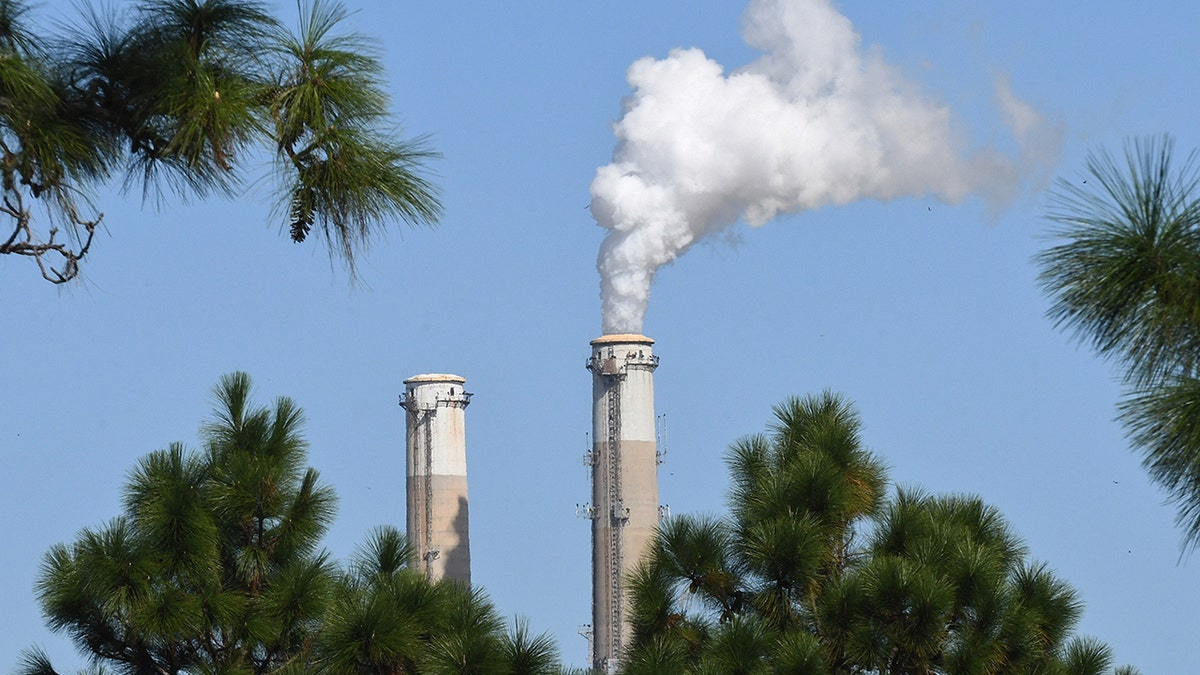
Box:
[590,0,1056,334]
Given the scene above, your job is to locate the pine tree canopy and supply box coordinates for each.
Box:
[0,0,441,283]
[18,373,561,675]
[622,392,1137,675]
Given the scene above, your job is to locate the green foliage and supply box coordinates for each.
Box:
[20,373,561,675]
[1039,136,1200,386]
[623,392,1132,674]
[1037,135,1200,551]
[267,0,439,266]
[502,618,564,675]
[28,373,335,674]
[0,0,440,283]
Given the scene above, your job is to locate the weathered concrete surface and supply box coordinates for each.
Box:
[402,375,472,585]
[587,335,659,672]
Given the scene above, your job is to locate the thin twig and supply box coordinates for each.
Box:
[0,187,103,283]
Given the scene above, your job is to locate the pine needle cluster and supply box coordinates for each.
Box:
[0,0,440,282]
[1037,135,1200,551]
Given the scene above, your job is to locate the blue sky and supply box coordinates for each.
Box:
[3,0,1199,671]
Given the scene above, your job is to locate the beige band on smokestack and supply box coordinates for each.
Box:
[401,374,472,584]
[587,335,659,673]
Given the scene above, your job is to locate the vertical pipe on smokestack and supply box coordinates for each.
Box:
[586,335,659,673]
[400,374,472,584]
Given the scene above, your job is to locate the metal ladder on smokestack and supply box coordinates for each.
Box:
[604,351,625,670]
[401,394,438,581]
[418,390,468,579]
[421,407,436,578]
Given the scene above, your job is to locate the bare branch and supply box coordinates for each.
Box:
[0,187,102,283]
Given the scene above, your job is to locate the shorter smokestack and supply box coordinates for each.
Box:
[400,374,472,584]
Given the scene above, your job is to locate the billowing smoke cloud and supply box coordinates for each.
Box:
[591,0,1057,334]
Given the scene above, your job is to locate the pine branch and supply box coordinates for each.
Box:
[0,186,102,283]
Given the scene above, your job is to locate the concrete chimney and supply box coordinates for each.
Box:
[585,335,659,672]
[400,374,472,584]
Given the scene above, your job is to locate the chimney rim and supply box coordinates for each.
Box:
[590,334,654,346]
[404,373,467,385]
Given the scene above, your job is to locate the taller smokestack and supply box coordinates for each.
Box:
[400,374,472,584]
[586,335,659,672]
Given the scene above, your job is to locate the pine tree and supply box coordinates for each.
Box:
[623,392,1136,674]
[19,373,562,675]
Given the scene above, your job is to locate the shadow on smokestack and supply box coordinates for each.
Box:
[444,495,471,585]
